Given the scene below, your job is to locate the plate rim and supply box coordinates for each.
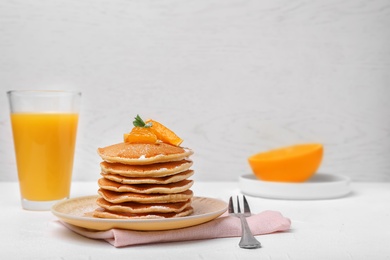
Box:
[241,173,351,184]
[239,173,351,200]
[51,195,228,231]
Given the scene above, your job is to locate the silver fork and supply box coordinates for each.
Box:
[228,195,261,249]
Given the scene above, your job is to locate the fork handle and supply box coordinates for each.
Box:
[238,216,262,249]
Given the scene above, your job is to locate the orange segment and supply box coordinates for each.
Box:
[248,143,323,182]
[146,119,183,146]
[124,127,157,144]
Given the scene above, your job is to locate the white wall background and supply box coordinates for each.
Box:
[0,0,389,182]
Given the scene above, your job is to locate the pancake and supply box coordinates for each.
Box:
[96,197,192,213]
[95,134,195,219]
[98,178,194,194]
[97,142,193,165]
[98,188,193,204]
[93,206,194,219]
[100,159,193,177]
[101,170,194,185]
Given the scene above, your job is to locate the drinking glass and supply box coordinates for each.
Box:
[7,90,81,210]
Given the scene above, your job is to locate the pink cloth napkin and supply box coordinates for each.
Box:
[60,210,291,247]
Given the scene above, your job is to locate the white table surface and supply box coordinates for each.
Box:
[1,181,389,260]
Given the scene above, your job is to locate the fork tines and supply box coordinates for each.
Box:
[243,195,251,214]
[228,195,251,215]
[228,196,234,214]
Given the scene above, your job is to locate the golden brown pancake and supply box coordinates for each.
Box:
[95,140,195,219]
[98,188,193,204]
[97,142,193,165]
[98,178,193,194]
[96,197,192,213]
[100,159,193,177]
[101,170,194,185]
[93,206,194,219]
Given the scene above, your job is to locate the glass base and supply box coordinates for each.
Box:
[21,197,68,211]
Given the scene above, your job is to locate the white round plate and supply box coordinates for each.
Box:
[51,195,227,231]
[239,173,351,200]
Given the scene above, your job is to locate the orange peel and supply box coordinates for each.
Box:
[248,143,323,182]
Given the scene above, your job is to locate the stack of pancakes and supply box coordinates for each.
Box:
[93,142,194,219]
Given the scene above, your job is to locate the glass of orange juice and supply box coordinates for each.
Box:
[7,90,81,210]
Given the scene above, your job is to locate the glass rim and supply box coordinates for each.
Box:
[7,90,81,96]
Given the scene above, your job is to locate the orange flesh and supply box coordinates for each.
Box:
[146,119,183,146]
[124,127,157,144]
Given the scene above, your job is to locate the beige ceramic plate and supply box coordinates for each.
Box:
[51,195,227,231]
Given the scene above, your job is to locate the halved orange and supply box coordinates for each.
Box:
[145,119,183,146]
[124,127,157,144]
[248,143,323,182]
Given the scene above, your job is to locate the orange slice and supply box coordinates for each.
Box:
[124,127,157,144]
[248,143,323,182]
[146,119,183,146]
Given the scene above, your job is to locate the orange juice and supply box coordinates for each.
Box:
[11,113,78,201]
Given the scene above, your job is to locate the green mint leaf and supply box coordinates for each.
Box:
[133,115,152,128]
